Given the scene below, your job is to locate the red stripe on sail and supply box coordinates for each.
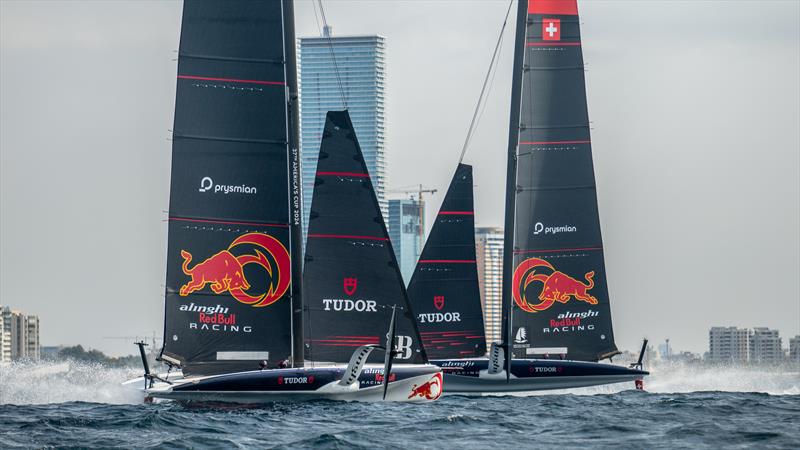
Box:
[417,260,476,264]
[438,211,474,216]
[308,234,388,241]
[520,140,591,145]
[330,336,380,340]
[177,75,284,86]
[527,41,581,47]
[316,171,370,178]
[528,0,578,15]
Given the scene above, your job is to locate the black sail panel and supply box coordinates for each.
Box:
[407,164,486,359]
[161,0,297,376]
[510,0,618,362]
[303,111,426,365]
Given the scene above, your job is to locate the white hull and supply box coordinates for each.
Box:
[443,372,642,394]
[123,365,443,404]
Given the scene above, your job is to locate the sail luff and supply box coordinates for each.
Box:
[500,0,532,375]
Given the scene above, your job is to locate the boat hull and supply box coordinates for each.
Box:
[432,358,647,394]
[127,365,443,403]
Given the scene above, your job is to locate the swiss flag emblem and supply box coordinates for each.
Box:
[542,18,561,41]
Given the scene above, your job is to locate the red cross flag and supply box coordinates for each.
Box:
[542,18,561,41]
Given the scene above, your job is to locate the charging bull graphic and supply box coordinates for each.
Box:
[512,257,598,313]
[407,373,443,400]
[179,233,291,307]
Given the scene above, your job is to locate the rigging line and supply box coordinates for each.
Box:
[474,29,505,135]
[311,0,322,38]
[458,0,514,164]
[317,0,348,110]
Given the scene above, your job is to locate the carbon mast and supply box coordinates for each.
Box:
[282,0,305,369]
[500,0,530,379]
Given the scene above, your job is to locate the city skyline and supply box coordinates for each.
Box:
[298,31,388,241]
[1,1,798,356]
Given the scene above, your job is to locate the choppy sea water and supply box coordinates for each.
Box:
[1,362,798,449]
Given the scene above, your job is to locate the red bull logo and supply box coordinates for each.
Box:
[407,373,443,400]
[512,258,598,313]
[179,233,291,307]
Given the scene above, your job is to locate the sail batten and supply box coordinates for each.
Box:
[506,0,618,362]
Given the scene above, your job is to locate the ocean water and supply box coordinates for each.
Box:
[1,361,798,449]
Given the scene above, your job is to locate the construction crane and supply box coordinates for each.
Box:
[387,184,438,244]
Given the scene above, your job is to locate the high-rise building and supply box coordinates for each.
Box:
[475,227,504,345]
[750,327,783,363]
[789,336,800,363]
[0,305,40,361]
[299,30,388,242]
[0,311,10,363]
[388,198,424,283]
[708,326,750,363]
[25,315,40,361]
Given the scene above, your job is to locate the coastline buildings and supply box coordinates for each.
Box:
[708,326,750,363]
[298,29,388,241]
[0,305,40,361]
[475,226,504,345]
[708,326,794,363]
[750,327,783,363]
[0,314,10,363]
[388,198,424,282]
[790,336,800,363]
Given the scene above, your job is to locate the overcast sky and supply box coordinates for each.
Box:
[1,0,798,356]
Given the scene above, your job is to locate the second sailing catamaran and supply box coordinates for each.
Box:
[407,0,648,393]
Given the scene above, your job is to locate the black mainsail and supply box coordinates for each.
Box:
[303,111,427,365]
[161,0,304,376]
[503,0,619,362]
[406,164,486,359]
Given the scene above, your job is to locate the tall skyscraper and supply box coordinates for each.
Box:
[388,198,424,283]
[298,30,388,241]
[708,326,750,363]
[475,227,504,345]
[750,327,783,363]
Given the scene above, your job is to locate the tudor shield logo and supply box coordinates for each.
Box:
[433,295,445,311]
[343,277,358,296]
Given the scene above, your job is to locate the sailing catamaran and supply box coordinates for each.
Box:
[407,0,648,393]
[126,0,441,403]
[302,110,441,399]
